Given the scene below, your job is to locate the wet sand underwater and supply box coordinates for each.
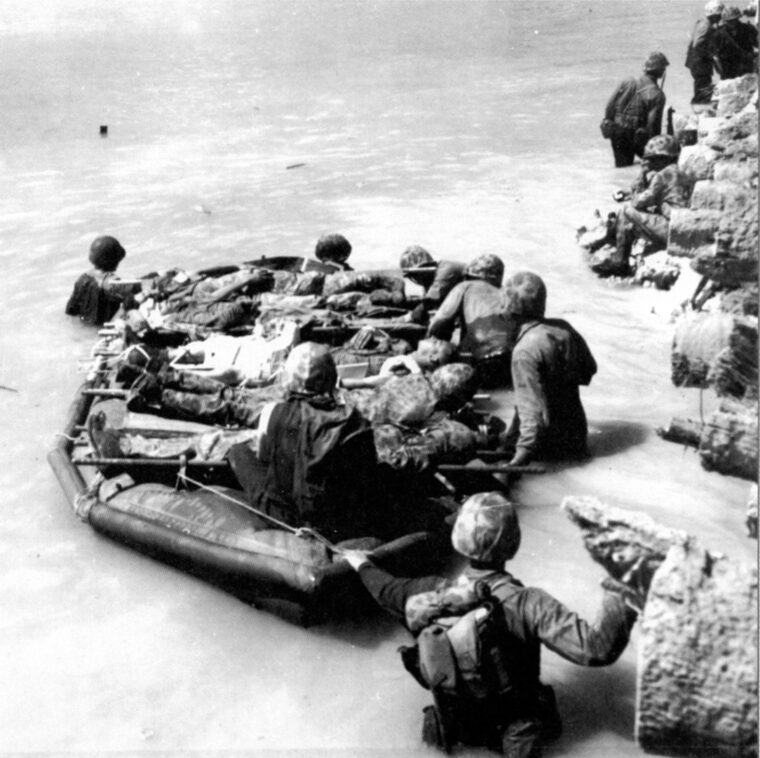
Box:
[0,1,756,755]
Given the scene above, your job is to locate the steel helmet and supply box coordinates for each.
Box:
[503,271,547,318]
[643,134,681,159]
[89,235,126,271]
[282,342,337,395]
[464,254,505,287]
[400,245,435,270]
[722,5,743,19]
[429,362,478,409]
[315,233,352,264]
[451,492,521,564]
[705,1,725,15]
[643,51,670,74]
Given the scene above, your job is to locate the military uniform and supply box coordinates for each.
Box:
[354,561,635,757]
[506,318,597,463]
[604,74,666,167]
[714,15,758,78]
[686,16,721,103]
[428,280,512,385]
[621,163,690,248]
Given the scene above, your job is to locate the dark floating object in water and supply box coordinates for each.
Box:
[0,384,18,393]
[286,162,306,170]
[99,125,108,137]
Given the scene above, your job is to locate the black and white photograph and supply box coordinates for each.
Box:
[1,1,757,755]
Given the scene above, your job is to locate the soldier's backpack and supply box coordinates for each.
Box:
[398,578,520,752]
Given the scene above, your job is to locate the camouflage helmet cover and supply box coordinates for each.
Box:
[705,0,725,15]
[643,134,681,159]
[282,342,337,395]
[315,233,352,264]
[643,51,670,73]
[89,235,126,271]
[429,362,479,409]
[722,5,743,19]
[400,245,435,270]
[451,491,521,563]
[464,254,505,287]
[503,271,547,318]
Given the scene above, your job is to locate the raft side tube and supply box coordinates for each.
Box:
[47,381,97,509]
[87,502,319,606]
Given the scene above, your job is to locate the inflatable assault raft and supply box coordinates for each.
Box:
[49,257,450,625]
[48,371,449,625]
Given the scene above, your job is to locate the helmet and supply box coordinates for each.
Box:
[400,245,435,270]
[464,254,505,287]
[705,1,725,15]
[282,342,337,395]
[643,134,681,159]
[451,492,521,564]
[89,235,126,271]
[414,337,457,371]
[643,51,670,74]
[503,271,547,318]
[314,233,352,264]
[429,362,478,409]
[722,5,743,19]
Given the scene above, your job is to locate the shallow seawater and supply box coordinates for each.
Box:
[0,1,755,755]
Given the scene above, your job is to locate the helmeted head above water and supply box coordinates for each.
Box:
[89,235,126,272]
[722,5,743,20]
[400,245,436,271]
[429,362,478,410]
[643,51,670,76]
[413,337,457,371]
[503,271,547,319]
[705,0,725,17]
[314,233,352,265]
[451,491,521,564]
[464,254,505,287]
[282,342,337,396]
[643,134,681,160]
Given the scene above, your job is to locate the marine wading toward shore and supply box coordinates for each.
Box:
[42,4,757,758]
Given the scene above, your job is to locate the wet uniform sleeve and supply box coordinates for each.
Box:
[632,170,665,213]
[356,562,441,624]
[427,284,465,342]
[511,346,548,459]
[519,587,637,666]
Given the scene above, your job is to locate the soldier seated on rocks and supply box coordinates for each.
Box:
[610,135,690,275]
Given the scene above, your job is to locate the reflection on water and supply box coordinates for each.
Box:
[1,0,755,754]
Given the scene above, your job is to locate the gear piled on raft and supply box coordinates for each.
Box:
[56,249,571,626]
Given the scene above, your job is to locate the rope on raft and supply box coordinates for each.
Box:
[175,472,344,554]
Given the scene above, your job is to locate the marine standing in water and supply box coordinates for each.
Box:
[502,272,597,466]
[342,492,639,757]
[427,254,512,388]
[601,52,670,167]
[65,235,128,326]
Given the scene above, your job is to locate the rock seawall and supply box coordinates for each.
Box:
[562,496,758,758]
[662,75,758,500]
